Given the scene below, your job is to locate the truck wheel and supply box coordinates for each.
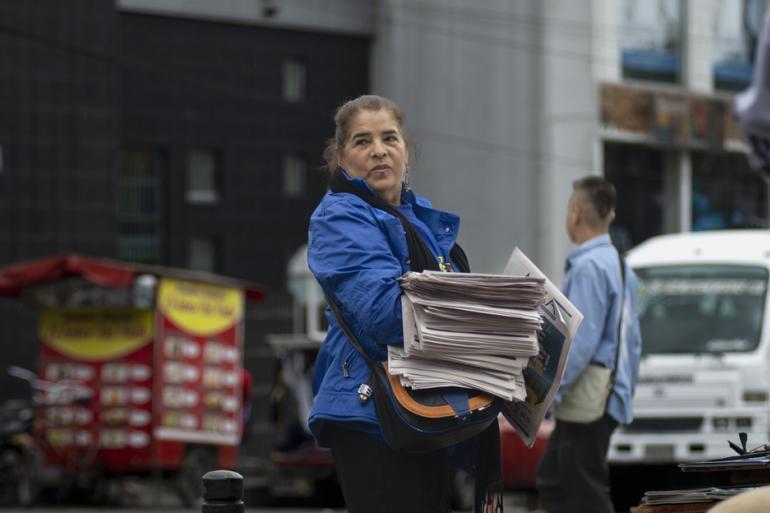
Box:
[176,447,216,509]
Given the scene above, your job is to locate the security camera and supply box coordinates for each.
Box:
[262,1,278,18]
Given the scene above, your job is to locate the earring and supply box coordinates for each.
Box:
[403,164,411,191]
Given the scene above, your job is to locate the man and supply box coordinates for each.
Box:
[536,176,642,513]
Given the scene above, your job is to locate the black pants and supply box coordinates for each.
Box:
[325,424,451,513]
[535,414,618,513]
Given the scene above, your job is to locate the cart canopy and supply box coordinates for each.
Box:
[0,254,264,302]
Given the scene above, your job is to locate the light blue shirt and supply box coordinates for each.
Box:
[556,234,643,425]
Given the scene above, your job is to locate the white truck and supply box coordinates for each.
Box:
[608,229,770,504]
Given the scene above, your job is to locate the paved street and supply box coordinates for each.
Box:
[18,478,539,513]
[23,497,532,512]
[20,491,537,513]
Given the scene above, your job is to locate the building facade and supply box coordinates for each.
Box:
[373,0,768,280]
[5,0,761,334]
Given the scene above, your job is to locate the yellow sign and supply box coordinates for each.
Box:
[157,278,242,336]
[40,309,153,361]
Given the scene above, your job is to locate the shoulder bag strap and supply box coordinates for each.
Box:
[610,249,627,383]
[325,293,378,370]
[325,170,470,363]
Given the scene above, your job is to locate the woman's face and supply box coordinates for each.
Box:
[338,109,407,205]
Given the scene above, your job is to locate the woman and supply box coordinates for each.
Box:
[307,95,500,513]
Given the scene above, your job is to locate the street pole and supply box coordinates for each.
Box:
[201,470,244,513]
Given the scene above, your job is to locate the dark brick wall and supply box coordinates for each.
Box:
[120,13,370,290]
[0,0,120,396]
[0,0,120,262]
[0,4,369,287]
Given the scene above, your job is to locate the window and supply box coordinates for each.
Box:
[186,148,220,204]
[691,151,768,230]
[282,58,306,102]
[117,147,166,264]
[604,142,666,252]
[713,0,769,91]
[282,153,306,197]
[621,0,683,84]
[637,264,767,354]
[188,237,218,272]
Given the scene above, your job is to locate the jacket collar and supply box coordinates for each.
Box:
[566,233,612,265]
[338,168,415,207]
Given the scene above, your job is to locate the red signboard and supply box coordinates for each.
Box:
[153,278,244,447]
[37,308,155,471]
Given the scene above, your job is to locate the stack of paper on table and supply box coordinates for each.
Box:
[640,488,715,506]
[389,270,547,402]
[629,484,761,513]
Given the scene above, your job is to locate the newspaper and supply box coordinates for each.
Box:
[390,271,547,402]
[500,248,583,447]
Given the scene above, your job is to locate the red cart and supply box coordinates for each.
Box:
[0,254,263,506]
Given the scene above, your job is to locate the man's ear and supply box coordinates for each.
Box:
[571,204,581,225]
[607,209,616,225]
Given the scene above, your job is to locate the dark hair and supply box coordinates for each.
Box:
[572,176,616,219]
[322,95,406,174]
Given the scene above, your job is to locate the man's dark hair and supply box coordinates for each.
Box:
[572,176,616,219]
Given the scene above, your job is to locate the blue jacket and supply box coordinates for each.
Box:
[306,175,461,446]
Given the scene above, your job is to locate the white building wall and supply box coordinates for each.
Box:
[373,0,605,279]
[593,0,622,84]
[372,1,546,275]
[684,0,716,93]
[536,0,604,280]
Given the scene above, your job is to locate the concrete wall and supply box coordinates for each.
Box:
[536,0,604,279]
[117,0,375,36]
[372,0,544,275]
[373,0,602,280]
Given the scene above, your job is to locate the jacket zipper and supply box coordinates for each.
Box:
[342,347,357,378]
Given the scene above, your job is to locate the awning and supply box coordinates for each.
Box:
[0,254,265,302]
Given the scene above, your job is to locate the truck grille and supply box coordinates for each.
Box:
[624,417,703,432]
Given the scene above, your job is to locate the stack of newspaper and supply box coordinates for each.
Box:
[387,248,583,447]
[389,271,547,402]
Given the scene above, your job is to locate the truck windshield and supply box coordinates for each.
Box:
[636,264,768,355]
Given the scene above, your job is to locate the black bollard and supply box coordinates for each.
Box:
[201,470,244,513]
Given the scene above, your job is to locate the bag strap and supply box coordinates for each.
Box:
[610,249,627,383]
[325,293,378,371]
[598,250,626,418]
[325,170,470,381]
